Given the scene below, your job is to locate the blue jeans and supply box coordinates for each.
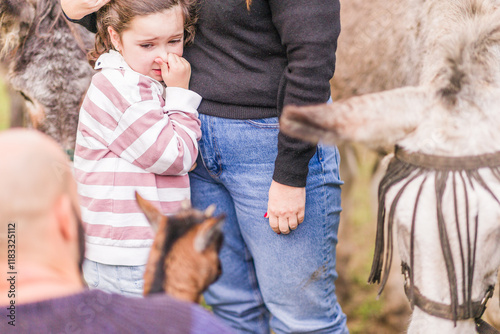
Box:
[82,259,145,297]
[189,114,348,334]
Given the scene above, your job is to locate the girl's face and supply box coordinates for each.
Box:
[108,5,185,82]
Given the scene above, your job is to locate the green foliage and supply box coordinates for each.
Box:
[0,77,10,130]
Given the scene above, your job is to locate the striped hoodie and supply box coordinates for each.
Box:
[74,50,202,266]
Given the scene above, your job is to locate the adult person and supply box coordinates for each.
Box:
[61,0,348,332]
[0,129,232,334]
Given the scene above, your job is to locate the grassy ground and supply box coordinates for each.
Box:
[0,76,10,130]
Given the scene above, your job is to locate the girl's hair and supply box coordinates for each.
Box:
[88,0,198,66]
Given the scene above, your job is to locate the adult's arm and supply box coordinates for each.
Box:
[60,0,103,33]
[266,0,340,234]
[271,0,340,187]
[60,0,109,20]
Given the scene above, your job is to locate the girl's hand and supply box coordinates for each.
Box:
[61,0,111,20]
[155,54,191,89]
[267,180,306,234]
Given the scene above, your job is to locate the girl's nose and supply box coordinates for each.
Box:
[158,46,169,62]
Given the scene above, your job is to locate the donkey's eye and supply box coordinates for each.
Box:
[19,91,34,104]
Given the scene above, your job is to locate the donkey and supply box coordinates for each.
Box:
[0,0,94,155]
[282,0,500,333]
[135,193,224,303]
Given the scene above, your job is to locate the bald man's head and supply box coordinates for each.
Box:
[0,129,76,220]
[0,129,85,288]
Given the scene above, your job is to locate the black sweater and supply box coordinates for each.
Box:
[69,0,340,187]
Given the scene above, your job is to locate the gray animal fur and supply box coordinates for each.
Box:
[0,0,94,153]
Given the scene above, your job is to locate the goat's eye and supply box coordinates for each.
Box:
[19,91,34,104]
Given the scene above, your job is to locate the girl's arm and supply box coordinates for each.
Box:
[80,71,201,176]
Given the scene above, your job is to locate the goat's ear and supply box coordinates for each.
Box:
[193,214,225,253]
[204,204,216,218]
[135,192,164,233]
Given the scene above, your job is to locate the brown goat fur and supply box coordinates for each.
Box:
[136,193,224,303]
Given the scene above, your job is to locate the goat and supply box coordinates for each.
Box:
[135,193,224,303]
[282,0,500,333]
[0,0,94,155]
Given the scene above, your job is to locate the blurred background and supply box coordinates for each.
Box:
[0,75,10,130]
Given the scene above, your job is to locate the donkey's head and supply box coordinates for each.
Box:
[136,193,224,303]
[0,0,94,155]
[280,1,500,332]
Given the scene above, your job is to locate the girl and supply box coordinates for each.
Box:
[72,0,201,297]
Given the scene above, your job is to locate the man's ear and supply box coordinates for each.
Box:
[107,26,122,52]
[53,195,76,242]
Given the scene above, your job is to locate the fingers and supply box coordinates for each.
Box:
[162,54,191,89]
[298,212,305,225]
[269,215,280,234]
[266,212,302,235]
[278,216,290,234]
[167,54,191,71]
[288,215,299,231]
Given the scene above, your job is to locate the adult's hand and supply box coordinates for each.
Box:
[60,0,111,20]
[267,180,306,234]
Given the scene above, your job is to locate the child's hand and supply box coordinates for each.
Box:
[155,54,191,89]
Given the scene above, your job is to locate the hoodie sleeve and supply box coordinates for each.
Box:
[270,0,341,187]
[62,10,98,34]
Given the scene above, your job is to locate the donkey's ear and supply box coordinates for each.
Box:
[135,192,165,233]
[281,86,431,150]
[0,0,36,57]
[0,0,23,16]
[193,214,225,253]
[0,0,35,23]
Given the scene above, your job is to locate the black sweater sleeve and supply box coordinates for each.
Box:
[270,0,341,187]
[62,10,98,34]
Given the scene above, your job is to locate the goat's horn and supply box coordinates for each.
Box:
[204,204,216,217]
[181,199,191,210]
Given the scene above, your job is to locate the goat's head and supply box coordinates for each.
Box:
[136,192,225,303]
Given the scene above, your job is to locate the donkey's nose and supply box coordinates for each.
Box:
[21,93,45,129]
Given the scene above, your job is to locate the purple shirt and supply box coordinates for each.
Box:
[1,289,233,333]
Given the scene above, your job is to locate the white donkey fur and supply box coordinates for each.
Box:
[282,0,500,333]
